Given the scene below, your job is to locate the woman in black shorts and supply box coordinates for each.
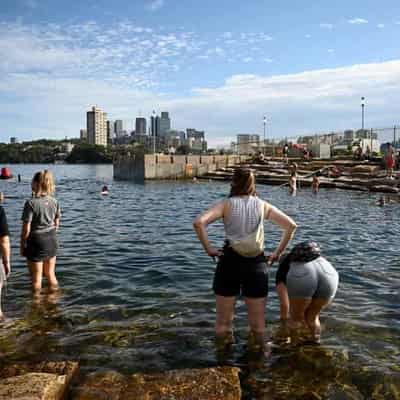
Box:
[193,168,297,346]
[20,170,61,293]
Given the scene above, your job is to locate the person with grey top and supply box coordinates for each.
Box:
[193,168,297,347]
[0,205,11,320]
[275,241,339,343]
[20,170,60,293]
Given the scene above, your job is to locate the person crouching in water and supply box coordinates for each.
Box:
[20,170,61,294]
[275,241,338,343]
[193,168,297,349]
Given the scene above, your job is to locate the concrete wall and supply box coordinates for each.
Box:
[114,154,248,181]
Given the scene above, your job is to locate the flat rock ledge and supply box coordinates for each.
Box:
[72,366,241,400]
[0,361,79,400]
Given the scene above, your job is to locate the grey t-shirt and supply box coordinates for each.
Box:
[21,195,61,233]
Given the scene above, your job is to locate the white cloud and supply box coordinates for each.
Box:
[348,18,368,24]
[263,58,273,63]
[3,59,400,145]
[319,23,334,29]
[222,32,232,39]
[145,0,164,11]
[243,57,253,63]
[328,49,335,53]
[305,34,312,39]
[377,24,385,29]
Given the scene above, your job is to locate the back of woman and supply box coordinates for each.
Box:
[224,196,263,243]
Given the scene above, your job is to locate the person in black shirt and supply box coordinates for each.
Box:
[0,206,11,320]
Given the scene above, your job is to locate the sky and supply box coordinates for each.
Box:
[1,0,400,146]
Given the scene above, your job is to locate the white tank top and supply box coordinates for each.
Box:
[224,196,264,243]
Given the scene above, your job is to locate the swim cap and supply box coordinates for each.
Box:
[290,241,321,263]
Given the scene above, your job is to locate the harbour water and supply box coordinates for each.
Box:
[0,164,399,398]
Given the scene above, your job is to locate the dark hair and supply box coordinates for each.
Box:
[289,241,321,263]
[229,168,256,197]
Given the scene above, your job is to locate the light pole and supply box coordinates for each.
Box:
[263,116,266,155]
[152,110,156,154]
[361,97,365,132]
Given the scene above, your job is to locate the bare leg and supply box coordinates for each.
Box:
[244,296,266,347]
[43,257,58,291]
[28,260,43,293]
[215,295,235,339]
[304,298,331,342]
[289,297,312,344]
[276,283,290,320]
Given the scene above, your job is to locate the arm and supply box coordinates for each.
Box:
[265,204,297,265]
[0,235,10,277]
[193,201,225,257]
[20,222,31,257]
[54,217,60,232]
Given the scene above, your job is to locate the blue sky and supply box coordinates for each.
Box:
[1,0,400,146]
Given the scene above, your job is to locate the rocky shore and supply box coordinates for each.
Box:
[199,157,400,194]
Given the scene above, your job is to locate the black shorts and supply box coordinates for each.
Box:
[213,246,269,298]
[25,229,58,262]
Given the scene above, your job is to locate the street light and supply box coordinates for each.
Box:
[361,97,365,132]
[263,116,267,155]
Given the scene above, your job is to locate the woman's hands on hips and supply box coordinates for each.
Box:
[267,251,281,265]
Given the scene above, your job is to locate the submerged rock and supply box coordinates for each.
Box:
[73,366,241,400]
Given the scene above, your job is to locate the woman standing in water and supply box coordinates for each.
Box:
[20,170,61,293]
[0,205,10,320]
[193,168,297,347]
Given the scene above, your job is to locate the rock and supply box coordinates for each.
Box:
[73,366,241,400]
[0,372,66,400]
[0,361,79,384]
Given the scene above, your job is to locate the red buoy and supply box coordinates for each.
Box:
[0,167,12,179]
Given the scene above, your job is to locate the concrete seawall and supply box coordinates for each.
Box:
[113,154,249,181]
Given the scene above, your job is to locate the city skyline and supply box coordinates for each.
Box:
[1,0,400,146]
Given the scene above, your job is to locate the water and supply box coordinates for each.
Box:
[0,164,399,398]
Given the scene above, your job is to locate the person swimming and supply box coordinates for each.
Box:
[312,175,320,193]
[101,185,109,195]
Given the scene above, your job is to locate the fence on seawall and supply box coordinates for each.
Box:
[113,153,250,181]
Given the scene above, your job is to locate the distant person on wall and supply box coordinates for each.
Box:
[365,145,371,161]
[0,205,11,320]
[275,241,339,344]
[282,143,289,163]
[20,170,61,294]
[193,168,297,349]
[385,143,395,179]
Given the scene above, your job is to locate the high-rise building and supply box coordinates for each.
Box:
[187,129,205,140]
[159,112,171,137]
[135,117,147,135]
[107,120,115,144]
[10,137,17,144]
[150,113,160,137]
[87,106,107,146]
[114,120,125,138]
[80,129,87,140]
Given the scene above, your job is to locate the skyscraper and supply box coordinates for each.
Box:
[150,113,160,137]
[135,117,147,135]
[107,120,115,144]
[114,120,125,138]
[159,112,171,137]
[87,106,107,146]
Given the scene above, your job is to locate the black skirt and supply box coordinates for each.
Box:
[25,229,58,262]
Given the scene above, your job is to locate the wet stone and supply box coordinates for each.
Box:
[0,372,66,400]
[73,366,241,400]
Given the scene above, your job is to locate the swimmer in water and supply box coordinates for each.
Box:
[101,185,109,195]
[312,175,320,193]
[289,171,297,195]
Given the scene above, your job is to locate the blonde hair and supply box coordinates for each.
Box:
[32,170,55,196]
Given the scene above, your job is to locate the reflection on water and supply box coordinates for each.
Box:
[0,164,399,398]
